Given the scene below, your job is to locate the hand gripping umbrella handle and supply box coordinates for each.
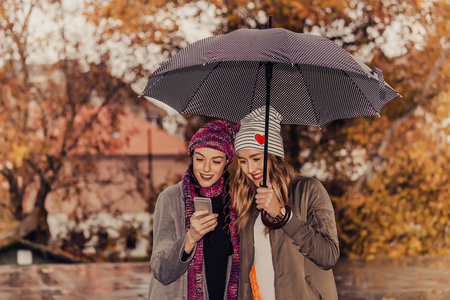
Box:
[261,205,292,229]
[259,182,291,229]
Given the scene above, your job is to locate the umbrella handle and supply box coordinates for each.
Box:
[261,205,291,229]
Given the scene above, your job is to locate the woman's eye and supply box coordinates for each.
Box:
[239,160,246,165]
[196,158,204,162]
[213,161,222,164]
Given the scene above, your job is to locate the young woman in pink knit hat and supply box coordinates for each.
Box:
[149,120,240,300]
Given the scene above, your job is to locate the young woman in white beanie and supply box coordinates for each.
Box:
[231,106,339,300]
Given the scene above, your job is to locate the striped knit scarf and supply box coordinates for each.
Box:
[183,169,239,300]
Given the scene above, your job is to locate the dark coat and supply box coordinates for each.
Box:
[238,176,339,299]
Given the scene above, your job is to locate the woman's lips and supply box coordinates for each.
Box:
[252,173,262,181]
[200,174,214,180]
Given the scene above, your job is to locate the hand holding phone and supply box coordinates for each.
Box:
[193,197,213,216]
[185,197,217,253]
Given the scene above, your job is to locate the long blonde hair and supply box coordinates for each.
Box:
[231,153,298,233]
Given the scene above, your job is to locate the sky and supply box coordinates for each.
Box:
[21,1,217,71]
[16,0,421,73]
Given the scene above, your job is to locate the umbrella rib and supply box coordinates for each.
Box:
[180,62,222,114]
[341,70,379,116]
[249,62,264,113]
[294,64,320,126]
[281,29,293,63]
[140,75,164,97]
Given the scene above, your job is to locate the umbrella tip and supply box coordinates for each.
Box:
[268,15,274,29]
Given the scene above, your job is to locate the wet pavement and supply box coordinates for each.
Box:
[0,263,150,299]
[0,255,449,299]
[334,255,450,300]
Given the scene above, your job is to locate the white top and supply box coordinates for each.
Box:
[253,212,276,300]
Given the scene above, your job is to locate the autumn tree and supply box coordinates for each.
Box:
[0,0,167,245]
[334,1,449,257]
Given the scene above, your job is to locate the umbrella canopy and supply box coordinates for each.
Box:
[141,25,401,228]
[142,27,400,127]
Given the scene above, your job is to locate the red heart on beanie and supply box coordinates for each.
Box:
[255,134,265,145]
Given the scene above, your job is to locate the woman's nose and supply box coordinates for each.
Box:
[248,162,255,173]
[203,161,211,172]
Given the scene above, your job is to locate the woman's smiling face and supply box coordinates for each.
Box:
[237,149,265,187]
[192,147,227,188]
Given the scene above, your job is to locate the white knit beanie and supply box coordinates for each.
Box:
[235,106,284,158]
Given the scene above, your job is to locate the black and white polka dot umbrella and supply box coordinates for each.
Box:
[141,27,400,127]
[142,24,401,227]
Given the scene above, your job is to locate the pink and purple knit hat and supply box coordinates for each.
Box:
[188,120,240,165]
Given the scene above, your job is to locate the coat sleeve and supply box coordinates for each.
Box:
[282,178,340,270]
[150,185,195,285]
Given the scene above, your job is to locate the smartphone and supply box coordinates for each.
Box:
[193,197,213,216]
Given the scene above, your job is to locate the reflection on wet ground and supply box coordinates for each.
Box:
[0,255,449,299]
[334,255,450,300]
[0,263,150,299]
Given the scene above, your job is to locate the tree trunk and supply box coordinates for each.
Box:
[1,170,24,220]
[32,179,52,244]
[9,178,24,220]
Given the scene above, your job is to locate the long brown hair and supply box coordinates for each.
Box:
[231,153,298,233]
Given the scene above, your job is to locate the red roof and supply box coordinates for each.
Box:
[109,111,187,156]
[25,103,187,157]
[59,104,188,157]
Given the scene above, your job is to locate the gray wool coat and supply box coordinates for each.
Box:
[148,183,233,300]
[148,183,194,300]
